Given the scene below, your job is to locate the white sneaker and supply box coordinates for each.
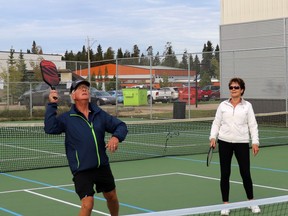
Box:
[249,205,261,213]
[220,209,230,215]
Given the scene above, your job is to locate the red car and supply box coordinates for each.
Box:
[201,85,220,101]
[178,87,203,104]
[209,89,220,100]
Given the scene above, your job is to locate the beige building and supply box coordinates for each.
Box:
[220,0,288,113]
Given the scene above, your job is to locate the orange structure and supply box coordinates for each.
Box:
[74,64,196,89]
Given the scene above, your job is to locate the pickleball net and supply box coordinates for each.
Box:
[1,111,288,172]
[125,195,288,216]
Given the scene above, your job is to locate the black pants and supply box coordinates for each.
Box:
[218,139,254,202]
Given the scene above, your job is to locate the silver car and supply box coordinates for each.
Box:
[90,88,116,106]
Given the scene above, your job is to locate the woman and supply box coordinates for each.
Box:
[209,78,261,215]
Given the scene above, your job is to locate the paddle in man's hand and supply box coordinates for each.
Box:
[40,60,60,100]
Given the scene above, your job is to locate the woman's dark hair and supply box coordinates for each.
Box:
[229,77,245,96]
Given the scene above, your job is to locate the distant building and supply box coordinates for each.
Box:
[74,63,198,88]
[0,51,64,71]
[220,0,288,112]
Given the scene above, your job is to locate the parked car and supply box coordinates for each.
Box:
[108,90,124,103]
[18,82,71,107]
[178,86,203,104]
[201,85,220,101]
[155,87,179,102]
[90,88,116,106]
[209,89,220,100]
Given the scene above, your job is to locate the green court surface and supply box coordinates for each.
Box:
[1,145,287,216]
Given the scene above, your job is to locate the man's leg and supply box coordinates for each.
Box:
[103,189,119,216]
[79,196,94,216]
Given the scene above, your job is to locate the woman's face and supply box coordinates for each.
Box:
[229,82,243,98]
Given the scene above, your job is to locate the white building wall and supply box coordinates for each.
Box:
[0,52,64,71]
[221,0,288,25]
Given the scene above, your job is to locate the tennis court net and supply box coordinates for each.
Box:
[125,195,288,216]
[1,111,288,172]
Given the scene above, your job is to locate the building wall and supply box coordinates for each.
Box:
[0,51,64,71]
[220,1,288,113]
[221,0,288,25]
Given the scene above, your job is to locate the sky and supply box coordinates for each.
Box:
[0,0,220,56]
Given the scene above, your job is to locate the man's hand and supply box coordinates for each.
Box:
[49,89,59,103]
[106,136,119,153]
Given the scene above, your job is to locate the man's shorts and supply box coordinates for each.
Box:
[73,165,116,200]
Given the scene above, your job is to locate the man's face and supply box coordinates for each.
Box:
[71,84,90,101]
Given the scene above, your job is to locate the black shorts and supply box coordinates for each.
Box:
[72,165,116,200]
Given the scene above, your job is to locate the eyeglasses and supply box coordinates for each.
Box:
[229,86,240,90]
[76,85,90,91]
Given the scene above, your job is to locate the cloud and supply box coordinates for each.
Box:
[0,0,220,55]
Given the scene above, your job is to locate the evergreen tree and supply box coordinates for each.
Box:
[7,48,24,103]
[189,54,195,71]
[17,50,30,94]
[201,41,214,77]
[116,48,124,59]
[31,41,37,54]
[95,45,104,61]
[161,42,178,67]
[211,57,220,79]
[215,44,220,62]
[139,53,149,66]
[131,44,140,65]
[97,68,103,90]
[153,52,161,66]
[179,50,188,69]
[91,74,97,88]
[199,72,211,87]
[121,50,132,65]
[104,47,115,60]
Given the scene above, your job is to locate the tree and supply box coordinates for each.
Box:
[31,41,37,54]
[104,47,115,60]
[211,57,220,79]
[17,50,30,94]
[97,68,103,90]
[29,56,43,82]
[179,50,188,69]
[91,74,97,88]
[31,41,43,54]
[161,42,178,67]
[121,50,132,65]
[131,44,140,65]
[116,48,124,59]
[95,45,104,61]
[159,73,169,87]
[201,41,214,77]
[189,54,195,71]
[199,72,211,87]
[215,44,220,62]
[7,48,24,104]
[153,52,161,66]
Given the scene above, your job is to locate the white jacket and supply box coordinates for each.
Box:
[210,98,259,145]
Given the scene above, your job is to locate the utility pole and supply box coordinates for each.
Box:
[86,36,97,84]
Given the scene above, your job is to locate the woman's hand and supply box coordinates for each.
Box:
[210,138,216,149]
[252,144,259,156]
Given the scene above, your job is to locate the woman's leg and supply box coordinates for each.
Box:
[218,140,234,202]
[234,143,254,200]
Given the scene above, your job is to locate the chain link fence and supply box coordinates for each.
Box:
[0,48,287,119]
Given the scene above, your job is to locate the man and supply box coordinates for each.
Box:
[44,80,128,216]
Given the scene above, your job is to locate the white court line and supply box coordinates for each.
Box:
[177,172,288,192]
[25,190,109,216]
[0,184,73,194]
[117,172,288,192]
[2,172,287,195]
